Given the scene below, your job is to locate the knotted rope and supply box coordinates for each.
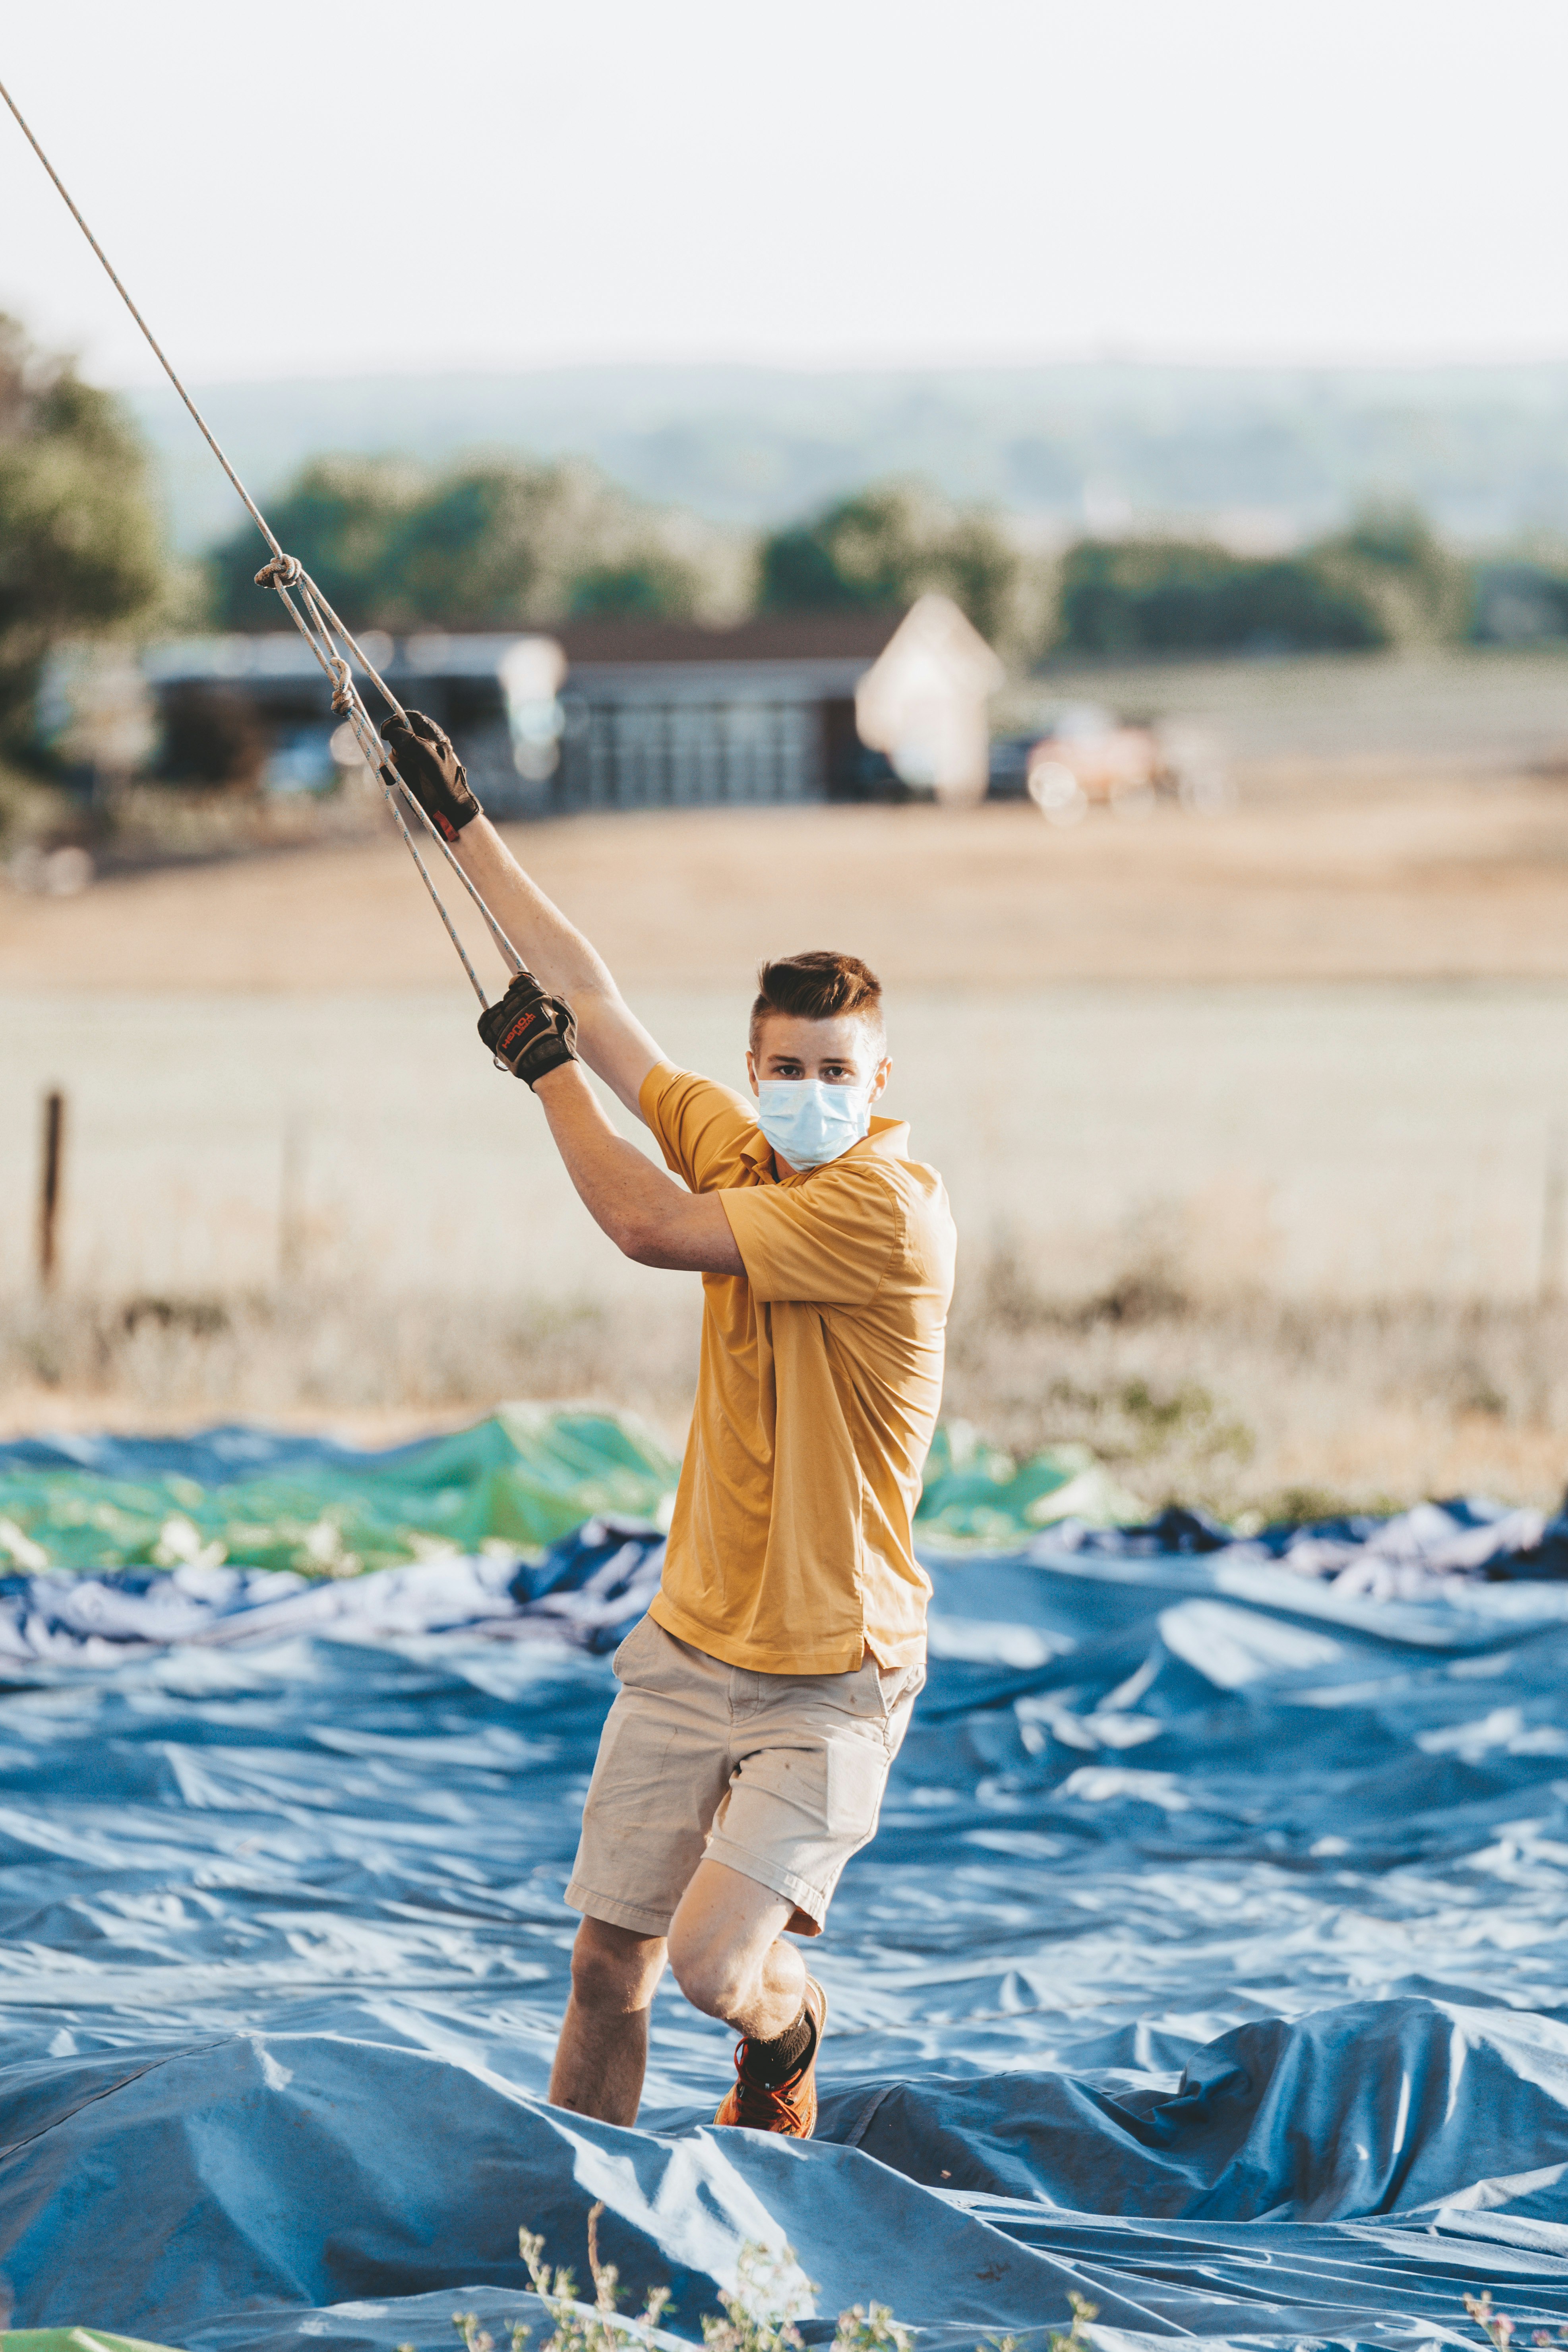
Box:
[0,74,522,1007]
[240,534,524,1001]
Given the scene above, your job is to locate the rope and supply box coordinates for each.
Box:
[0,73,525,1005]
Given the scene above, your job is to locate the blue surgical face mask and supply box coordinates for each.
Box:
[755,1079,872,1170]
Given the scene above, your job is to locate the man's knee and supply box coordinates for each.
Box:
[570,1915,666,2015]
[666,1913,752,2020]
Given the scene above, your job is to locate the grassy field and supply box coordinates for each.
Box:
[7,692,1568,1516]
[5,979,1567,1303]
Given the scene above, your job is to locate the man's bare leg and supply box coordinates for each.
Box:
[666,1859,804,2037]
[549,1916,667,2124]
[550,1869,803,2126]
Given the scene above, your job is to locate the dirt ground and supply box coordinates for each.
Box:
[8,757,1568,992]
[8,753,1568,1510]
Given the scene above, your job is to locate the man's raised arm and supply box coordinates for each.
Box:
[382,710,663,1118]
[453,816,663,1115]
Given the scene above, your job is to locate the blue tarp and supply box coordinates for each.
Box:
[3,1434,1568,2347]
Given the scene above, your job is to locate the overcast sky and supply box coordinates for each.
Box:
[3,0,1566,387]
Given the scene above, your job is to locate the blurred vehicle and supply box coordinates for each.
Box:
[990,704,1232,824]
[6,844,95,896]
[1027,703,1159,826]
[262,725,341,795]
[985,734,1037,797]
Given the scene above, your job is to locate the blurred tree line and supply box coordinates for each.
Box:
[204,456,1051,656]
[16,303,1568,805]
[756,483,1030,647]
[205,454,751,635]
[203,456,1535,664]
[0,315,163,767]
[1053,509,1474,657]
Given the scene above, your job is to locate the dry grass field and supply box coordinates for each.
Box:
[7,685,1568,1517]
[6,1280,1566,1525]
[10,755,1568,992]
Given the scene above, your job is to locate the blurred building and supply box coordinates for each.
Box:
[139,631,553,808]
[550,612,897,809]
[134,599,1002,814]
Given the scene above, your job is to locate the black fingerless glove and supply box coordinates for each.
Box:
[381,709,481,841]
[478,969,578,1090]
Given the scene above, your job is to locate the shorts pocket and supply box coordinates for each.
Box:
[823,1721,892,1837]
[821,1656,900,1723]
[610,1614,659,1683]
[878,1661,927,1715]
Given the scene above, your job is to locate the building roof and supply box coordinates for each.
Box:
[142,613,911,695]
[552,612,906,667]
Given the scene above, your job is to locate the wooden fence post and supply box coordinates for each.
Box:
[1543,1122,1566,1303]
[37,1089,65,1291]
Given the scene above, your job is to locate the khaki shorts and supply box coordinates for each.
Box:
[565,1615,924,1938]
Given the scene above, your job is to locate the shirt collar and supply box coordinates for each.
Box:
[862,1114,911,1160]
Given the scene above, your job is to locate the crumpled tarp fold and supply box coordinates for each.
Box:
[1,1426,1568,2349]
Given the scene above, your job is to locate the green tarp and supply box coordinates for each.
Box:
[0,1408,1143,1581]
[2,2334,186,2352]
[913,1422,1142,1547]
[0,1406,680,1579]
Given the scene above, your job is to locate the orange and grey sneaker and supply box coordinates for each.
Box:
[713,1978,827,2137]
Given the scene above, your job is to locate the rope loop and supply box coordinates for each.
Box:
[254,551,304,590]
[327,656,355,715]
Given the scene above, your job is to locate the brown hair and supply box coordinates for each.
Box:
[750,950,884,1051]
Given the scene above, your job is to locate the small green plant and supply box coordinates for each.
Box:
[1467,2291,1514,2350]
[1047,2291,1098,2352]
[702,2238,813,2352]
[507,2215,1098,2352]
[516,2203,673,2352]
[451,2317,530,2352]
[830,2305,915,2352]
[1463,2292,1568,2351]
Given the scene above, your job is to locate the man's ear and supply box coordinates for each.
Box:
[745,1047,759,1097]
[869,1055,891,1103]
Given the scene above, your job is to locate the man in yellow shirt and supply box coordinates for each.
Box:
[387,711,956,2138]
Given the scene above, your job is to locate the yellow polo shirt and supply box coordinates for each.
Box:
[640,1062,956,1676]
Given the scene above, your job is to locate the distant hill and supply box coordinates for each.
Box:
[126,360,1568,555]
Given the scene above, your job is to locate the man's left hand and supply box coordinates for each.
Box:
[381,709,481,840]
[479,970,579,1090]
